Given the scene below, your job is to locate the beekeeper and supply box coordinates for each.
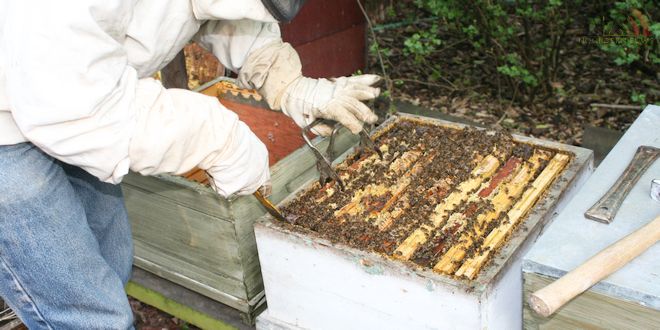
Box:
[0,0,380,328]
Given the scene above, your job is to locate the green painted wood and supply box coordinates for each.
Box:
[133,242,249,311]
[233,214,263,300]
[122,124,360,317]
[123,172,232,220]
[523,273,660,329]
[126,281,237,330]
[130,267,257,328]
[124,185,244,280]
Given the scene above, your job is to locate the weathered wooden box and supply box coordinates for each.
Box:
[121,80,359,322]
[254,114,593,329]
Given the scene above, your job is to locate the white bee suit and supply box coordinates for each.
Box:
[0,0,379,197]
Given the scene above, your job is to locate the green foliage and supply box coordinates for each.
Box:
[630,90,647,105]
[408,0,580,103]
[593,1,659,67]
[401,0,658,105]
[415,0,462,20]
[497,54,539,87]
[386,5,397,19]
[651,23,660,38]
[369,42,392,58]
[403,24,442,64]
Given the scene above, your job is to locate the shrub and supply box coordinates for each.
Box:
[405,0,658,104]
[593,1,659,68]
[406,0,578,104]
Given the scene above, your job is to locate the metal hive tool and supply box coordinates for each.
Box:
[302,119,383,191]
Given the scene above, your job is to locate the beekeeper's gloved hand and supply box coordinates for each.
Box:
[238,41,381,136]
[281,75,380,136]
[126,86,271,199]
[203,117,271,198]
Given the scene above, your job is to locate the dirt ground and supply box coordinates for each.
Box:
[130,297,200,330]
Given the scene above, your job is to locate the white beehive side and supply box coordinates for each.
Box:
[255,223,525,329]
[254,114,593,330]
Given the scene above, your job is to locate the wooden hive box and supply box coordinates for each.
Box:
[121,78,360,322]
[254,114,593,329]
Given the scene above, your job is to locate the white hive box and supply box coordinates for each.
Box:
[254,114,593,330]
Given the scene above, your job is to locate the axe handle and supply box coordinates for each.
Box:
[529,214,660,317]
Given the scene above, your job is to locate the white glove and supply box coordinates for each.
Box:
[280,75,381,136]
[127,85,270,198]
[204,120,271,198]
[238,41,381,136]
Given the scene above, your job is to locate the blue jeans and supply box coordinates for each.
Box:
[0,143,134,329]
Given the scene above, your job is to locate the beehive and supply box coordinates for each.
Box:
[254,114,593,329]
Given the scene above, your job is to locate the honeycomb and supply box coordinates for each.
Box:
[280,118,570,279]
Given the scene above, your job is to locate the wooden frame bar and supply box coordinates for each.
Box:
[313,153,381,204]
[334,150,432,221]
[433,150,550,274]
[456,153,570,279]
[393,154,501,260]
[427,157,523,262]
[374,177,453,231]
